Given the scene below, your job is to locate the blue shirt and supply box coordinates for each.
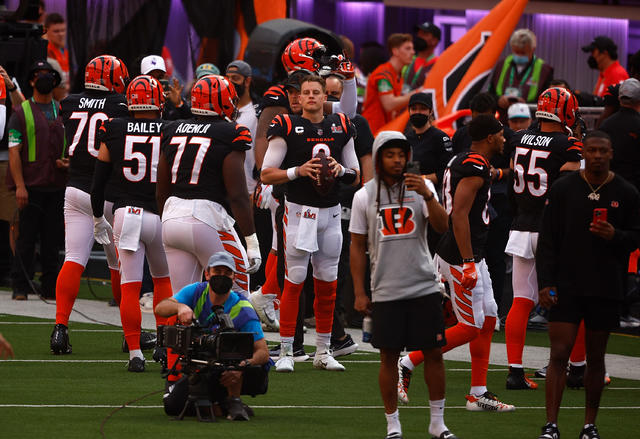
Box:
[173,283,264,342]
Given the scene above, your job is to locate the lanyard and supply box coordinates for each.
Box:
[30,97,57,119]
[508,56,535,90]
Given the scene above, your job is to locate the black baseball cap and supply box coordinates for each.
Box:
[415,22,441,41]
[582,36,618,57]
[409,92,433,109]
[28,60,61,86]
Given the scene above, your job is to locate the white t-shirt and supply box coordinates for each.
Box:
[236,101,258,193]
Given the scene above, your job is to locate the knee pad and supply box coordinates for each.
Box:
[286,264,307,284]
[312,258,339,282]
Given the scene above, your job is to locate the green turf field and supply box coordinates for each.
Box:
[0,313,638,439]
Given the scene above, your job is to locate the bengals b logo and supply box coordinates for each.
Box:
[378,207,415,237]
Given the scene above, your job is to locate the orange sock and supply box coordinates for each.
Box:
[279,279,304,337]
[165,316,182,382]
[152,276,173,327]
[570,320,586,364]
[442,322,480,354]
[55,261,85,325]
[469,316,496,387]
[109,269,121,305]
[313,278,336,334]
[408,351,424,367]
[262,253,281,296]
[505,297,535,366]
[120,281,142,351]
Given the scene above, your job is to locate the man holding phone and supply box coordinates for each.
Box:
[535,131,640,439]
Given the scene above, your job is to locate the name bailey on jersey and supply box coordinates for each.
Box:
[126,121,163,133]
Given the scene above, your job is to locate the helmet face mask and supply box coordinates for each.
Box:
[85,55,129,94]
[126,75,165,112]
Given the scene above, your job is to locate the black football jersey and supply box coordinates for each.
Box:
[267,113,355,208]
[437,151,492,265]
[161,118,251,203]
[511,129,582,231]
[61,90,129,194]
[97,116,164,214]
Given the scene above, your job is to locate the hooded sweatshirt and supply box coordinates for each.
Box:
[349,131,440,303]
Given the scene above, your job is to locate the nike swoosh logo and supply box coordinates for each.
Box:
[269,96,279,100]
[333,213,339,218]
[119,103,128,106]
[473,165,484,170]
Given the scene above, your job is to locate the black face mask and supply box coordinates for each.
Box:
[209,275,233,295]
[410,113,429,128]
[34,73,56,94]
[232,81,245,98]
[413,36,428,53]
[587,55,598,70]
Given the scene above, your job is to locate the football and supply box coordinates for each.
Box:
[313,149,335,196]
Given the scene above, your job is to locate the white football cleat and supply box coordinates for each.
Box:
[465,391,515,412]
[249,288,279,331]
[313,350,345,371]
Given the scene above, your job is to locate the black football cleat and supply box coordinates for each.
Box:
[566,364,585,389]
[127,357,145,372]
[122,331,157,352]
[506,366,538,389]
[226,397,250,421]
[432,430,459,439]
[579,424,600,439]
[50,324,72,355]
[538,422,560,439]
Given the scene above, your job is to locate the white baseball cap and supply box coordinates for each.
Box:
[508,102,531,119]
[140,55,166,75]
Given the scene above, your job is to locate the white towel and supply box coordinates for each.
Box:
[119,206,143,251]
[295,206,319,253]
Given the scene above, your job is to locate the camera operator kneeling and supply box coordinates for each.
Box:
[155,252,271,421]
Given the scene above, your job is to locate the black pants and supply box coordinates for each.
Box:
[0,220,12,283]
[11,188,64,297]
[485,194,512,315]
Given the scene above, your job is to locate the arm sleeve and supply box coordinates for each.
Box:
[340,138,359,171]
[331,78,357,118]
[90,159,114,217]
[348,187,369,234]
[0,104,6,142]
[261,137,287,170]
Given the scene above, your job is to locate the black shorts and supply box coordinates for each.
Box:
[371,294,446,351]
[548,293,620,331]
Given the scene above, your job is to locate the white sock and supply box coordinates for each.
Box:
[385,409,401,435]
[129,349,143,361]
[428,399,448,437]
[470,386,487,397]
[509,364,523,369]
[570,360,586,367]
[316,332,331,353]
[400,355,415,371]
[280,338,294,356]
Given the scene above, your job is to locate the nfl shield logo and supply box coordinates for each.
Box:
[317,128,323,136]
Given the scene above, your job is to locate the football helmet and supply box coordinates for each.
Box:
[85,55,129,94]
[535,87,578,127]
[126,75,165,111]
[281,37,326,74]
[191,74,238,121]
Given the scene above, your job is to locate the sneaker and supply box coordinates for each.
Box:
[330,334,358,357]
[127,356,145,372]
[465,391,515,412]
[313,350,345,371]
[226,397,250,421]
[385,433,402,439]
[397,358,412,405]
[269,346,309,362]
[538,422,559,439]
[139,292,154,313]
[619,315,640,328]
[566,364,585,389]
[535,365,548,378]
[432,431,459,439]
[249,289,279,331]
[276,355,295,372]
[50,324,72,355]
[12,292,27,301]
[579,424,600,439]
[122,331,157,352]
[506,366,538,390]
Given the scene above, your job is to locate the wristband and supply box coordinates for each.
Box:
[286,167,298,181]
[462,258,475,263]
[7,83,17,92]
[338,168,357,185]
[337,164,346,177]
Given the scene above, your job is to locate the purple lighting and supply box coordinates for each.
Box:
[335,1,385,57]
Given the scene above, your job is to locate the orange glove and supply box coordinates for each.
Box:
[461,262,477,290]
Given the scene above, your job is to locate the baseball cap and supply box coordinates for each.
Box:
[28,60,61,85]
[581,36,617,55]
[619,78,640,101]
[414,22,441,40]
[508,103,531,119]
[226,60,252,77]
[195,63,220,79]
[409,92,433,109]
[206,252,237,272]
[140,55,166,75]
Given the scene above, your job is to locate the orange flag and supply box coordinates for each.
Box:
[378,0,528,134]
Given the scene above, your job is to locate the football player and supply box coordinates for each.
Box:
[261,75,359,372]
[90,75,172,372]
[399,115,515,412]
[504,87,582,390]
[156,74,260,295]
[50,55,129,355]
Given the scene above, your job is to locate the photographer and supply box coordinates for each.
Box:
[155,252,270,421]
